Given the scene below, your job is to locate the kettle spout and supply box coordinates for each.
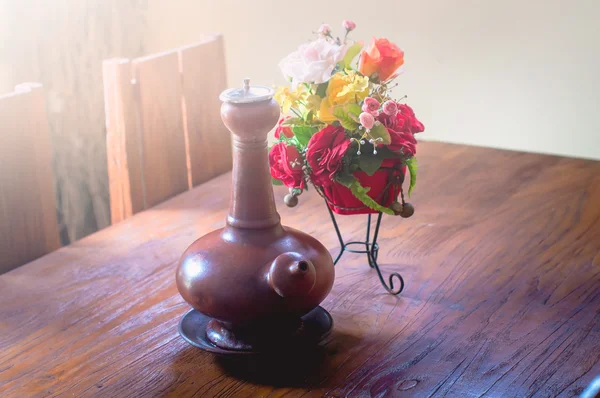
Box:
[268,252,316,298]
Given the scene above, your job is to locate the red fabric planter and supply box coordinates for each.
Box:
[320,162,406,215]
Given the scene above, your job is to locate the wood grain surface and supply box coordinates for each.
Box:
[1,142,599,397]
[0,83,60,274]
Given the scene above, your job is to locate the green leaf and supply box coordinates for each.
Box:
[333,106,358,130]
[369,123,391,145]
[405,156,418,197]
[335,172,355,188]
[345,103,361,118]
[376,146,405,160]
[315,82,328,98]
[292,126,317,147]
[305,110,314,123]
[358,153,384,176]
[274,134,298,147]
[272,177,283,186]
[282,117,303,126]
[342,42,363,69]
[349,180,394,215]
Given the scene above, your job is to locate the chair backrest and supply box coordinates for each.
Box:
[0,83,60,274]
[103,34,231,224]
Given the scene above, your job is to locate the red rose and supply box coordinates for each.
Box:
[388,129,417,156]
[269,142,305,188]
[377,104,424,156]
[306,125,350,187]
[274,117,294,139]
[377,113,416,156]
[397,104,424,134]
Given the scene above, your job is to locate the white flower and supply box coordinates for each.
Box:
[279,38,347,89]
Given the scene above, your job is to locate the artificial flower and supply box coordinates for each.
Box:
[335,71,370,101]
[377,105,425,155]
[318,24,331,35]
[359,112,375,130]
[279,38,347,89]
[269,142,305,188]
[382,100,398,116]
[306,125,350,187]
[274,117,294,139]
[388,129,417,156]
[305,94,323,113]
[359,38,404,82]
[319,71,369,122]
[271,22,424,212]
[274,85,306,114]
[362,97,380,116]
[342,20,356,32]
[398,104,425,134]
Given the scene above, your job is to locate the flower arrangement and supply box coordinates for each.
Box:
[269,21,424,216]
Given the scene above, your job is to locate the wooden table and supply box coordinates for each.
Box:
[1,142,599,397]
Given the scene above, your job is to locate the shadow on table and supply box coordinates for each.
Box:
[212,329,361,389]
[215,345,327,388]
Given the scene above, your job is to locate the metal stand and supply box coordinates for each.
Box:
[325,202,405,295]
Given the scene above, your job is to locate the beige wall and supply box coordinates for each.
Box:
[0,0,597,241]
[147,0,600,159]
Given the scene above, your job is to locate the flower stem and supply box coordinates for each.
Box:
[291,108,303,119]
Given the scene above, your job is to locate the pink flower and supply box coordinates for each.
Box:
[318,24,331,35]
[342,20,356,32]
[382,100,398,116]
[361,97,380,116]
[359,112,375,130]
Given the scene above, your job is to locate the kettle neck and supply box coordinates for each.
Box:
[226,134,280,229]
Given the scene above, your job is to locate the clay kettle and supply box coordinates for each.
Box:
[176,79,335,351]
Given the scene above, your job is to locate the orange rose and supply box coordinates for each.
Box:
[359,38,404,82]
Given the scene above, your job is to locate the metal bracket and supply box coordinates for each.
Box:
[325,201,405,295]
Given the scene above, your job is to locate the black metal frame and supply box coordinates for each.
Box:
[325,202,405,295]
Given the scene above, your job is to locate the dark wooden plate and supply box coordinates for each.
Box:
[178,306,333,355]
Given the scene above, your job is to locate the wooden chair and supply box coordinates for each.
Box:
[103,34,231,224]
[0,83,60,274]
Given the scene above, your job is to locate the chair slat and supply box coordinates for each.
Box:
[0,83,60,273]
[103,37,232,223]
[132,50,190,209]
[103,59,145,223]
[180,35,232,187]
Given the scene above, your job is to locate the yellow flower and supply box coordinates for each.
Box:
[274,85,307,114]
[337,71,370,101]
[319,99,336,123]
[305,94,322,113]
[319,71,369,122]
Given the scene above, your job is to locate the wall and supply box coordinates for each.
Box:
[0,0,598,242]
[147,0,600,159]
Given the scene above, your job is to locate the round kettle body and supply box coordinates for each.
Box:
[176,224,334,326]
